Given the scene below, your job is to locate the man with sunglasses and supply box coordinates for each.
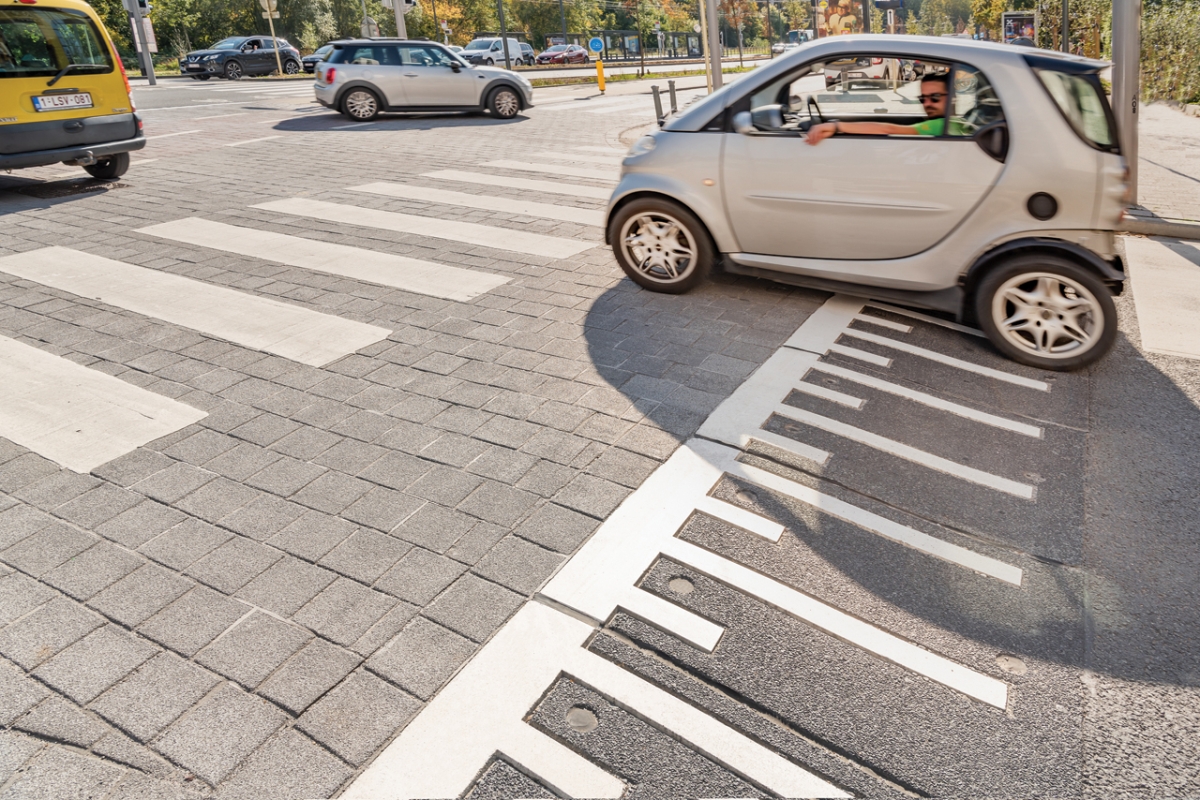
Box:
[805,73,966,145]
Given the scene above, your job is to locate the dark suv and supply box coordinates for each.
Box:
[180,36,302,80]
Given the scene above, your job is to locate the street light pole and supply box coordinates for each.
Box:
[1112,0,1141,203]
[697,0,712,92]
[706,0,721,88]
[497,0,512,69]
[558,0,567,46]
[1061,0,1069,51]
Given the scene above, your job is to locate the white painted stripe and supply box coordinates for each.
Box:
[771,404,1036,498]
[480,159,617,182]
[136,218,509,302]
[694,495,786,543]
[748,430,832,465]
[0,247,389,368]
[131,158,158,165]
[225,135,282,147]
[331,121,374,130]
[583,100,655,115]
[663,536,1010,708]
[136,102,233,111]
[423,169,612,200]
[534,150,623,165]
[0,334,206,473]
[808,362,1043,437]
[783,294,865,354]
[144,130,202,140]
[864,302,987,337]
[349,182,602,226]
[789,379,865,408]
[574,145,628,154]
[853,313,911,333]
[618,587,724,652]
[253,198,595,259]
[828,343,892,367]
[194,112,248,120]
[843,329,1051,391]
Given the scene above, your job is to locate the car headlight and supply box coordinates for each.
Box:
[628,134,657,157]
[203,54,218,61]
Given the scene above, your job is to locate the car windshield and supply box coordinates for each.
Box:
[210,38,244,50]
[0,7,113,79]
[463,40,493,51]
[545,45,567,52]
[315,45,332,56]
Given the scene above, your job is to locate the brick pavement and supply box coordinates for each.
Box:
[1131,103,1200,224]
[0,95,826,798]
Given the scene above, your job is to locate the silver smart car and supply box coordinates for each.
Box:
[606,36,1129,370]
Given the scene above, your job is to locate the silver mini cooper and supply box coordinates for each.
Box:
[606,36,1129,370]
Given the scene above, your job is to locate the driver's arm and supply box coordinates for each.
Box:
[805,120,922,145]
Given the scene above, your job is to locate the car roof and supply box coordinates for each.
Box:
[330,38,451,45]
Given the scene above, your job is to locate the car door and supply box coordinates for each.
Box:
[352,45,406,107]
[396,44,476,106]
[238,38,265,74]
[721,56,1006,262]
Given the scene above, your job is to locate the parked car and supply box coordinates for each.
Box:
[447,45,464,54]
[461,37,525,67]
[606,36,1128,370]
[824,55,903,88]
[302,44,333,73]
[536,44,590,64]
[314,39,533,121]
[0,0,144,178]
[179,36,302,80]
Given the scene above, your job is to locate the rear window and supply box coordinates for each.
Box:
[328,45,399,66]
[0,7,113,80]
[1035,69,1118,152]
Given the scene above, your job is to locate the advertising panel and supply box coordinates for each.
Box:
[1001,11,1036,44]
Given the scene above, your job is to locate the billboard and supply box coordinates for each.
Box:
[816,0,867,36]
[1001,11,1036,44]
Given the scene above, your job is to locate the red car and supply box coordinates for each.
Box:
[535,44,590,65]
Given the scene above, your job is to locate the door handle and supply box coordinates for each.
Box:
[404,72,418,77]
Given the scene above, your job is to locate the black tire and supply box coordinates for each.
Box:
[283,59,301,75]
[975,253,1118,371]
[224,60,243,80]
[485,58,494,65]
[341,87,381,121]
[487,86,521,119]
[608,197,714,294]
[83,152,130,180]
[196,74,210,80]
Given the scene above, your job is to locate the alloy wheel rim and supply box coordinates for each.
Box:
[346,92,377,119]
[494,91,519,117]
[619,211,696,283]
[991,272,1103,359]
[285,60,298,74]
[227,63,241,78]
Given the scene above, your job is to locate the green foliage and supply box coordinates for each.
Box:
[1141,0,1200,103]
[908,0,971,34]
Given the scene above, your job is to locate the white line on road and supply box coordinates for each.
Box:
[225,135,283,147]
[143,130,202,140]
[349,182,602,226]
[842,329,1051,391]
[534,150,623,165]
[253,198,595,259]
[865,303,988,337]
[194,113,249,120]
[480,159,617,182]
[422,169,612,199]
[135,102,233,112]
[574,145,629,154]
[0,334,206,473]
[0,247,389,368]
[137,218,509,302]
[853,313,912,333]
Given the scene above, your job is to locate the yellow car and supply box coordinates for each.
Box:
[1,0,144,178]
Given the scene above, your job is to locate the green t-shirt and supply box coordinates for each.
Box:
[912,117,971,137]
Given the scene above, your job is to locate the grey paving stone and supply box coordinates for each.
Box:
[0,658,50,726]
[87,564,193,628]
[0,596,104,670]
[92,729,173,777]
[472,415,541,449]
[269,426,341,461]
[203,442,281,482]
[0,505,53,551]
[424,574,524,643]
[312,439,386,475]
[586,446,660,488]
[94,501,188,550]
[297,670,420,765]
[266,511,356,562]
[290,470,372,515]
[319,530,410,585]
[348,601,420,657]
[174,477,260,524]
[527,400,593,432]
[0,572,55,626]
[131,462,217,505]
[513,503,600,555]
[258,638,361,715]
[341,486,423,533]
[521,428,590,465]
[137,586,248,657]
[90,652,220,742]
[42,542,143,602]
[0,729,43,777]
[0,453,59,493]
[293,578,396,647]
[153,682,286,785]
[230,413,300,447]
[138,517,231,571]
[14,696,111,747]
[104,772,209,800]
[235,557,336,619]
[356,450,431,491]
[245,456,326,498]
[213,728,354,800]
[615,423,681,460]
[366,616,477,700]
[15,471,100,510]
[445,521,508,566]
[514,459,576,497]
[405,466,482,507]
[575,412,635,445]
[330,409,397,442]
[473,536,565,595]
[457,481,539,527]
[418,433,490,469]
[465,446,538,485]
[161,429,240,466]
[32,626,158,705]
[195,612,311,690]
[0,521,95,578]
[53,484,142,529]
[0,744,126,800]
[218,494,306,541]
[375,419,443,455]
[374,547,467,605]
[186,537,282,595]
[552,473,632,519]
[390,503,474,553]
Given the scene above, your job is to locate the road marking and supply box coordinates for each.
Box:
[135,102,234,111]
[534,150,623,165]
[582,99,655,114]
[422,169,612,199]
[225,135,282,147]
[480,159,617,182]
[1124,236,1200,360]
[574,145,628,154]
[143,130,202,140]
[253,198,595,259]
[0,247,389,368]
[194,112,248,120]
[853,313,911,333]
[349,182,602,226]
[842,329,1051,391]
[864,302,988,338]
[789,378,865,408]
[0,334,206,473]
[136,218,509,302]
[331,121,375,130]
[828,343,892,366]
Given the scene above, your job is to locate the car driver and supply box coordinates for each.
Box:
[805,73,967,144]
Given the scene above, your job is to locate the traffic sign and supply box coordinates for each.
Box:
[261,11,279,18]
[589,36,604,53]
[258,0,276,11]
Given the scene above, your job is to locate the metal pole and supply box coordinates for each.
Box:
[431,0,440,41]
[706,0,721,88]
[392,0,407,38]
[862,0,869,32]
[1112,0,1141,203]
[265,8,284,75]
[558,0,567,46]
[497,0,512,69]
[668,78,677,111]
[126,0,156,85]
[767,0,774,56]
[698,0,712,92]
[1061,0,1069,51]
[652,84,664,122]
[638,0,645,76]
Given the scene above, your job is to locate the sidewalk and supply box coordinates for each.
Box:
[1129,102,1200,224]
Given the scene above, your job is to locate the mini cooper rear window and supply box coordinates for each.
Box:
[0,7,113,79]
[1035,68,1118,152]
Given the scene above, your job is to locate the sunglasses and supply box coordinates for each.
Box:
[918,92,947,103]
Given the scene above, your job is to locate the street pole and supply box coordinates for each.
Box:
[1061,0,1069,51]
[1112,0,1141,203]
[497,0,512,69]
[261,0,284,75]
[558,0,567,46]
[124,0,156,85]
[389,0,407,38]
[697,5,712,93]
[766,0,774,57]
[706,0,721,88]
[431,0,440,41]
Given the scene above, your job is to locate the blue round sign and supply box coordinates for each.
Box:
[589,37,604,53]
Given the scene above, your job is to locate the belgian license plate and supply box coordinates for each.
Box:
[33,93,93,112]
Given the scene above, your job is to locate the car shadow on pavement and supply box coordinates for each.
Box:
[269,113,531,132]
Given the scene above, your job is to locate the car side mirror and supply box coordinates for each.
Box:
[973,119,1009,162]
[735,105,785,134]
[450,61,461,71]
[733,111,755,134]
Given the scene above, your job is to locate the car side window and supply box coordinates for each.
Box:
[399,45,451,66]
[244,39,261,50]
[950,64,1005,135]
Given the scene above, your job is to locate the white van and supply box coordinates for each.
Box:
[461,37,524,68]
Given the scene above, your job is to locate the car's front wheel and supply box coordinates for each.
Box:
[224,60,243,80]
[609,198,713,294]
[487,86,520,119]
[283,59,301,74]
[485,58,494,65]
[975,254,1117,371]
[83,152,130,180]
[342,88,381,121]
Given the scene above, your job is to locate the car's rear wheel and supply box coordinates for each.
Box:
[83,152,130,180]
[609,197,713,294]
[283,59,301,74]
[487,86,520,119]
[342,88,381,121]
[224,60,243,80]
[975,254,1117,371]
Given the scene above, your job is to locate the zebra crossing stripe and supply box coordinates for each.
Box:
[574,145,628,154]
[253,198,595,259]
[0,247,389,368]
[534,150,623,165]
[136,218,509,302]
[349,182,603,227]
[0,334,206,473]
[422,169,612,200]
[480,159,617,182]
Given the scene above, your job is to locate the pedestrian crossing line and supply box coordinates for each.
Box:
[225,135,283,147]
[194,112,249,120]
[843,329,1051,391]
[853,313,912,333]
[480,159,617,182]
[789,378,865,409]
[136,218,509,302]
[422,169,613,200]
[253,198,595,259]
[694,494,787,543]
[865,301,989,338]
[0,247,389,368]
[0,333,206,473]
[349,182,603,227]
[143,130,202,140]
[534,150,624,165]
[574,145,629,154]
[828,342,892,367]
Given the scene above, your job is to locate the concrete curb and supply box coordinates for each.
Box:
[1121,217,1200,240]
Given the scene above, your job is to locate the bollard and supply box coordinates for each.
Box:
[596,59,605,93]
[652,85,664,125]
[668,79,678,114]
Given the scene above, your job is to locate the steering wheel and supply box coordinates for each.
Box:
[807,95,825,124]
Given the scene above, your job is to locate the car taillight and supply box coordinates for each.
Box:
[116,56,133,104]
[871,57,882,64]
[325,67,336,84]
